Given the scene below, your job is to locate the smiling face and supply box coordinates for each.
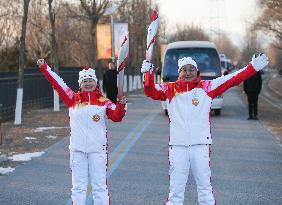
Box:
[80,78,97,91]
[178,64,198,82]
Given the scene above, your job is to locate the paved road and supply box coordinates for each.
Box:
[0,88,281,205]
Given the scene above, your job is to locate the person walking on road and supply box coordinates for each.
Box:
[243,70,262,120]
[103,61,118,103]
[37,59,127,205]
[141,54,269,205]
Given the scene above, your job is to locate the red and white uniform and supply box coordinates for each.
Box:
[144,64,257,205]
[40,64,126,205]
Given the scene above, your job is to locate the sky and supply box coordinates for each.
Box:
[154,0,261,47]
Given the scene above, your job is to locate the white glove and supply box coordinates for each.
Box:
[141,60,154,74]
[251,53,269,71]
[37,59,45,68]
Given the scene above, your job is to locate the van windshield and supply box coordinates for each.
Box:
[163,48,221,81]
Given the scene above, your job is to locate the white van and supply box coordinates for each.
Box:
[161,41,223,115]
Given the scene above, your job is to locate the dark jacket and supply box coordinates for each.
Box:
[103,69,118,103]
[243,71,262,94]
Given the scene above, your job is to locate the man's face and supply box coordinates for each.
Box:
[80,78,97,91]
[178,64,198,82]
[108,62,115,70]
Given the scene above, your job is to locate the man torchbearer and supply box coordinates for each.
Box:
[141,54,269,205]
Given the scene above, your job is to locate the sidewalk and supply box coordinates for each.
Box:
[0,105,70,174]
[268,74,282,97]
[238,72,282,143]
[261,73,282,143]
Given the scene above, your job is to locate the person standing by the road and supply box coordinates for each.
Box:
[37,59,127,205]
[141,54,269,205]
[243,70,262,120]
[103,61,118,103]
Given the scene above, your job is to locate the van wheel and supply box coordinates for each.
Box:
[214,109,221,116]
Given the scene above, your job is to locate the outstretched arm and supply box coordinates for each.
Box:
[106,96,127,122]
[37,59,74,107]
[206,54,269,99]
[142,60,167,101]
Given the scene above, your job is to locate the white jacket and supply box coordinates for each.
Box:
[144,64,257,146]
[40,64,126,153]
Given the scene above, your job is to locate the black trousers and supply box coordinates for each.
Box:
[246,92,259,117]
[106,90,118,104]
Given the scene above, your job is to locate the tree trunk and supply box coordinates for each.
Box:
[48,0,60,111]
[15,0,30,125]
[48,0,59,73]
[18,0,30,89]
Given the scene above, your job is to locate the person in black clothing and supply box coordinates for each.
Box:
[243,71,262,120]
[103,61,118,103]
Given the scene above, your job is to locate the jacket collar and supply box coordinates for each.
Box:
[79,88,103,98]
[176,75,202,90]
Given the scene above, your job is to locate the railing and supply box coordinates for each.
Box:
[0,68,148,122]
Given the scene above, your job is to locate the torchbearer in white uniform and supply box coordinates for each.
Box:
[141,54,269,205]
[37,59,127,205]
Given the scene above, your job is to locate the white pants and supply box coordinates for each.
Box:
[70,150,110,205]
[166,145,216,205]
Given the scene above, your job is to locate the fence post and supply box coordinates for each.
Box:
[129,75,133,91]
[14,88,23,125]
[123,75,127,93]
[53,91,60,111]
[0,104,3,145]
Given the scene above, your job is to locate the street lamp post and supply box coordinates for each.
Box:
[111,15,115,63]
[105,4,118,63]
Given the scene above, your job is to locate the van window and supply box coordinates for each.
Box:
[163,48,221,81]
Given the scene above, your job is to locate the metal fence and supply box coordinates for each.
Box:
[0,68,83,122]
[0,68,145,122]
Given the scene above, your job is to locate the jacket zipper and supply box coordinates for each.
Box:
[186,84,191,142]
[86,92,90,152]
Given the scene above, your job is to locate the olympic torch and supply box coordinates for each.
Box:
[145,10,159,86]
[117,35,129,98]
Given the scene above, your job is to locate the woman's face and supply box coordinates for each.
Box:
[178,64,198,82]
[80,78,97,91]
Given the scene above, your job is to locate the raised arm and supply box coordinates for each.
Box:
[142,60,167,101]
[105,96,127,122]
[37,59,75,107]
[206,54,269,99]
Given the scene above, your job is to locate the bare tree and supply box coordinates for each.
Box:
[48,0,59,72]
[15,0,31,125]
[253,0,282,48]
[213,33,240,61]
[240,33,262,66]
[48,0,60,111]
[266,43,282,71]
[79,0,110,67]
[0,0,21,71]
[25,0,51,64]
[168,24,210,43]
